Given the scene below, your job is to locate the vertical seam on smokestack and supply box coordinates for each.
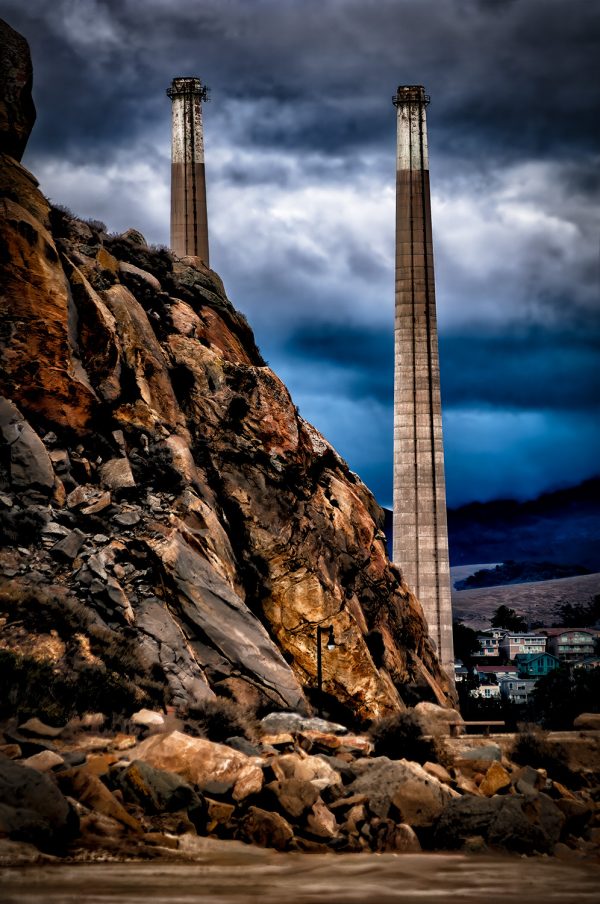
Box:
[418,100,442,649]
[408,101,420,600]
[189,92,198,256]
[183,94,190,254]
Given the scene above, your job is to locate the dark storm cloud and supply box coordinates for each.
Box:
[440,332,600,412]
[283,323,394,404]
[5,0,599,161]
[2,0,599,506]
[284,322,600,413]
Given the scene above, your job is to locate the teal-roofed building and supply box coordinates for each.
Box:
[515,652,559,677]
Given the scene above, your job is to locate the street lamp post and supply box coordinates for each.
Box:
[316,625,336,718]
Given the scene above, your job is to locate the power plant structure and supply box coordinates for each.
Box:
[392,85,454,675]
[166,77,210,264]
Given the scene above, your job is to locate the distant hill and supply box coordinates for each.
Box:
[447,477,600,571]
[454,560,591,590]
[384,476,600,571]
[451,571,600,631]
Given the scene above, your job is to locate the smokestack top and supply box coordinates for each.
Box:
[393,85,430,107]
[167,77,208,100]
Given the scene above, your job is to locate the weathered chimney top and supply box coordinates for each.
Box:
[167,77,209,101]
[392,85,430,107]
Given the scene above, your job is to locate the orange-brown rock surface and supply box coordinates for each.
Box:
[0,17,451,725]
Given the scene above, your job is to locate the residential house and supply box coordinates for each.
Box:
[470,682,501,700]
[476,664,519,682]
[454,661,469,682]
[539,628,598,662]
[572,656,600,671]
[474,629,504,658]
[514,652,559,677]
[499,632,547,661]
[499,676,537,705]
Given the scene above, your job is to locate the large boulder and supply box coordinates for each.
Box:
[573,713,600,731]
[0,18,35,160]
[263,779,320,819]
[433,795,502,848]
[488,794,565,854]
[130,731,263,800]
[270,751,342,792]
[345,757,458,825]
[434,792,565,855]
[109,760,201,814]
[0,755,78,850]
[413,702,464,737]
[238,806,294,851]
[260,712,348,736]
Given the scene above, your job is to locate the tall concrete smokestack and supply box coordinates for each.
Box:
[392,85,454,675]
[167,77,210,264]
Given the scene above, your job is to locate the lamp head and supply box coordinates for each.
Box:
[326,626,336,651]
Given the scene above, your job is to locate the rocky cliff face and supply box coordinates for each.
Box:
[0,18,451,725]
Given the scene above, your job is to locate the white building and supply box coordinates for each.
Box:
[470,683,501,700]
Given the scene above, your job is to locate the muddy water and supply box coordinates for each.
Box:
[2,845,599,904]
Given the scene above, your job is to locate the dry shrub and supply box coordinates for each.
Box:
[368,710,449,766]
[183,697,258,743]
[511,725,576,786]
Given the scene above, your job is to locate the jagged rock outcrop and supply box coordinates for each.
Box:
[0,19,35,161]
[0,18,451,724]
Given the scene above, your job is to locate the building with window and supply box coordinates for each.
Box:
[475,628,505,657]
[514,652,559,677]
[454,661,469,682]
[499,633,547,661]
[476,664,519,682]
[470,682,501,700]
[572,656,600,670]
[539,628,598,662]
[499,677,537,705]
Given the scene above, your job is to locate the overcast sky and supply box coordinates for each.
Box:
[5,0,599,507]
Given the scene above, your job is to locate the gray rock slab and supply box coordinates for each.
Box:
[99,457,135,490]
[50,528,86,562]
[260,712,348,736]
[148,530,307,712]
[0,398,54,492]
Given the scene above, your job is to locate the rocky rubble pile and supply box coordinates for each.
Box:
[0,708,599,864]
[0,16,451,726]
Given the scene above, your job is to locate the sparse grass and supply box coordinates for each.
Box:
[0,581,167,719]
[84,218,107,234]
[0,649,152,724]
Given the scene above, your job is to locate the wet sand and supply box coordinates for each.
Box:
[2,846,599,904]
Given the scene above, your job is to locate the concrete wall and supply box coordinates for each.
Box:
[392,86,454,676]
